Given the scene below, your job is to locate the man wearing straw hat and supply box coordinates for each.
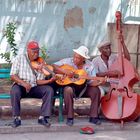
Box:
[53,45,105,126]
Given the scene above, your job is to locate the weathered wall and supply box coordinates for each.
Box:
[0,0,139,63]
[108,23,140,73]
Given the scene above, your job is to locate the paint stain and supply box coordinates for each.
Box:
[64,6,83,30]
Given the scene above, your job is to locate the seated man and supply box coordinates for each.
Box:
[92,35,130,95]
[10,41,55,128]
[53,45,105,126]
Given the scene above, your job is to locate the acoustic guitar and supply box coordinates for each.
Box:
[55,64,112,86]
[55,64,87,85]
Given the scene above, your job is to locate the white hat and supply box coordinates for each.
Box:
[97,41,111,49]
[73,45,90,59]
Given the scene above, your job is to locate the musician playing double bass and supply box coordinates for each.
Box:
[53,45,105,126]
[92,35,130,96]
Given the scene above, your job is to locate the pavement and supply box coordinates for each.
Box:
[0,98,140,134]
[0,117,140,134]
[1,130,140,140]
[0,80,140,134]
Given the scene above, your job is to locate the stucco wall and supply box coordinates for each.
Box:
[0,0,139,63]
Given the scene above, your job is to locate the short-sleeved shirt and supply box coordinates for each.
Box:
[10,54,45,87]
[92,54,117,94]
[54,57,96,84]
[92,54,117,73]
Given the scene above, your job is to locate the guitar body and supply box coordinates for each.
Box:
[56,64,87,85]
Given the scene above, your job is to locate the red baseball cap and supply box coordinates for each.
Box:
[80,126,95,134]
[27,41,39,50]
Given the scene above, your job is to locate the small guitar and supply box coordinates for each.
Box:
[31,57,55,76]
[31,57,65,80]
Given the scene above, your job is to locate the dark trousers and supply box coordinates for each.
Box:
[52,82,101,119]
[10,84,54,117]
[63,85,101,118]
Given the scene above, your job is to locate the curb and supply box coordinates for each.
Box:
[0,119,140,134]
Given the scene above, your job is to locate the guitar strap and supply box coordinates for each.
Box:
[76,83,88,99]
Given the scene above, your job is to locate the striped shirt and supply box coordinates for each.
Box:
[10,54,45,87]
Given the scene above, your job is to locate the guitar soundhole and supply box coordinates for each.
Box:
[74,74,79,79]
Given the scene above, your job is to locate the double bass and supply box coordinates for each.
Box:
[101,11,140,125]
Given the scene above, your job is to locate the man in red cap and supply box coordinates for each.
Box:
[10,41,55,128]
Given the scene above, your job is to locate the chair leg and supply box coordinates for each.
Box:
[58,89,64,122]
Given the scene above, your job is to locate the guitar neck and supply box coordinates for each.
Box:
[80,75,119,84]
[92,77,119,84]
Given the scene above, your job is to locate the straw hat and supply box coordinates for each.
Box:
[73,45,90,59]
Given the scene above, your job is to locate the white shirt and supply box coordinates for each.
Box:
[92,54,117,73]
[92,54,117,95]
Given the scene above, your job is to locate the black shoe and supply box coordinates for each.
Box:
[38,117,51,127]
[66,118,74,126]
[11,118,21,128]
[89,117,101,125]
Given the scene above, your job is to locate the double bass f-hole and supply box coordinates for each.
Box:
[105,88,116,102]
[105,87,132,102]
[124,87,132,98]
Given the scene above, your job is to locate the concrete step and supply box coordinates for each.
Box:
[0,98,91,119]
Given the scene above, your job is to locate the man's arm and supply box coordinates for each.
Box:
[96,70,121,78]
[36,77,56,85]
[52,64,65,74]
[52,64,74,77]
[92,58,121,78]
[11,75,31,92]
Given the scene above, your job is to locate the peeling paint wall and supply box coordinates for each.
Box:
[0,0,139,63]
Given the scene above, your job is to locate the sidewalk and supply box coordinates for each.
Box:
[1,80,140,134]
[0,98,140,134]
[0,74,140,134]
[0,117,140,134]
